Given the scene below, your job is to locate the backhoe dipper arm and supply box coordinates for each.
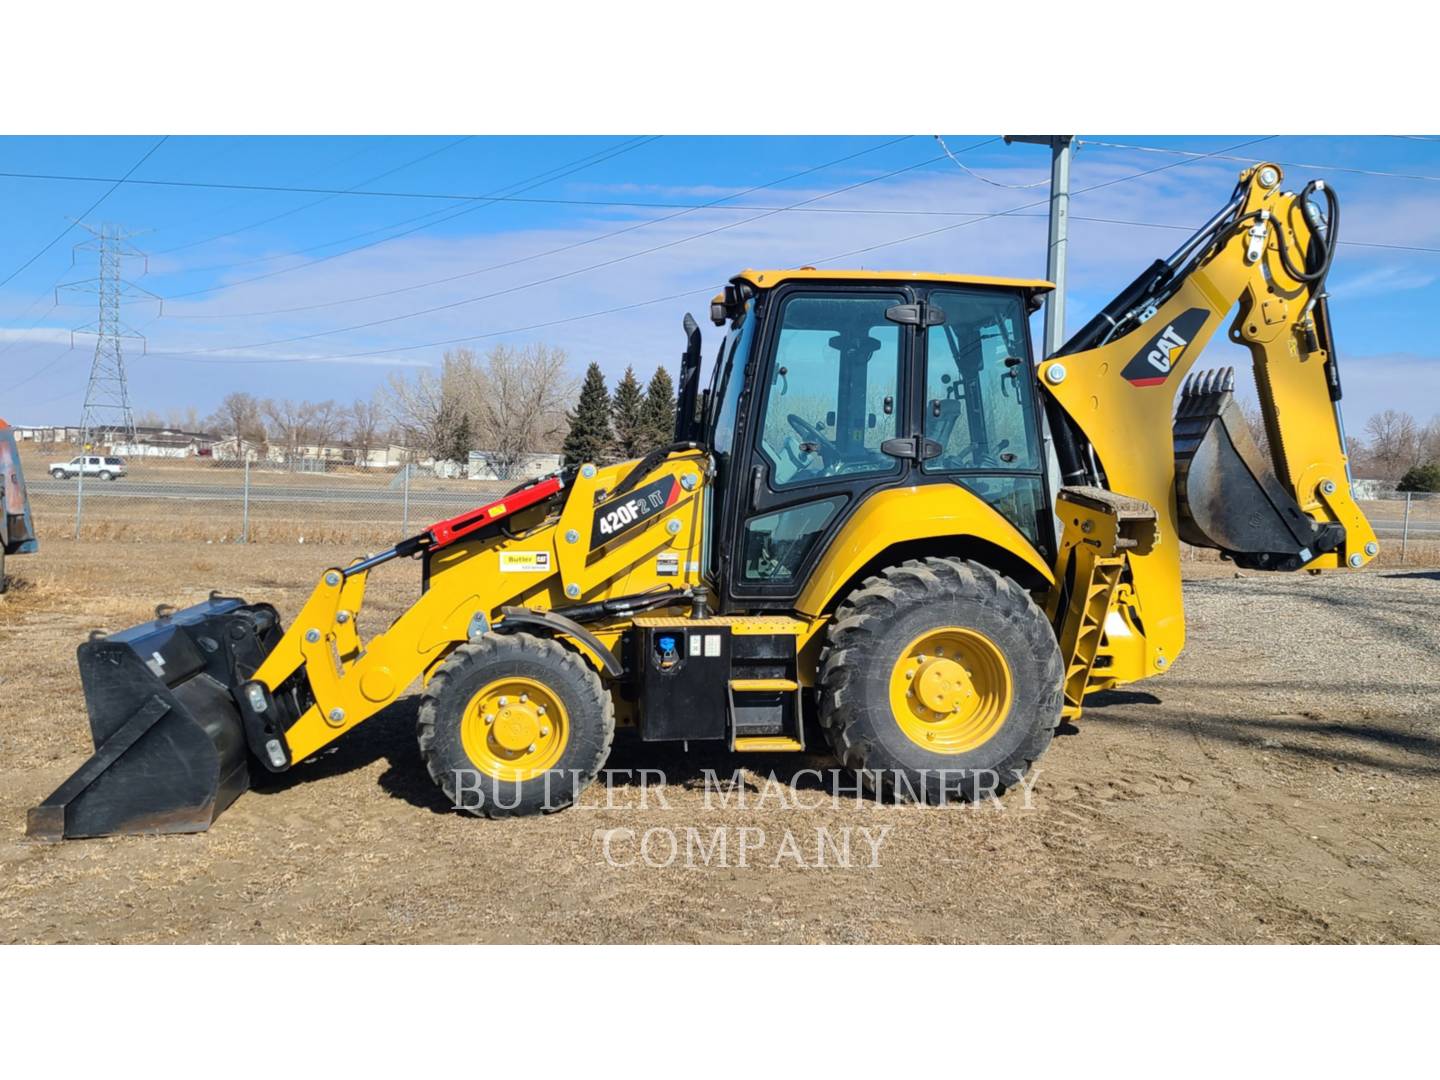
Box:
[1039,162,1377,681]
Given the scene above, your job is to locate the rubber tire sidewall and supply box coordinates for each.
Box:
[421,635,612,817]
[821,560,1061,802]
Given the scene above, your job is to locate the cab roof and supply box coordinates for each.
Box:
[731,268,1055,293]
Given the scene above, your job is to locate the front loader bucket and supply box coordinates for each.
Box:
[1173,368,1343,570]
[26,596,284,840]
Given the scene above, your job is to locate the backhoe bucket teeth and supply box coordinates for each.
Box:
[1173,368,1343,570]
[26,596,284,840]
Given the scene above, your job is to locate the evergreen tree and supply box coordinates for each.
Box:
[562,362,612,466]
[610,366,646,461]
[1398,462,1440,492]
[439,408,472,470]
[640,365,677,450]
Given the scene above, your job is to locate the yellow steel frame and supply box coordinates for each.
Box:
[253,451,712,762]
[1041,163,1376,688]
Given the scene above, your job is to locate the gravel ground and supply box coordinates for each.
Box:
[1,540,1436,943]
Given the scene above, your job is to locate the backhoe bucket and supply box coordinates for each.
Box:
[26,596,284,840]
[1173,368,1343,570]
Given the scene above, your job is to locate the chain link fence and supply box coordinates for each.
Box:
[20,447,511,548]
[1358,489,1440,563]
[17,444,1440,562]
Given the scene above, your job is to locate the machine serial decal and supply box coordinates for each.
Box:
[590,475,679,550]
[1121,307,1209,386]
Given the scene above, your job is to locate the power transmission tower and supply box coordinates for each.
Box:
[59,223,161,448]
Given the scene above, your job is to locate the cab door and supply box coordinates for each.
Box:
[721,285,914,607]
[917,286,1050,553]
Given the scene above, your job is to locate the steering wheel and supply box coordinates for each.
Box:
[956,438,1012,470]
[786,414,841,469]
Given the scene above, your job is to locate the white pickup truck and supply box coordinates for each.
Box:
[49,454,127,481]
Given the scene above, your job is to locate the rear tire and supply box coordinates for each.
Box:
[418,632,614,818]
[818,557,1063,803]
[98,470,113,481]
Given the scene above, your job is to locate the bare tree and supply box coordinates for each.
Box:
[1421,415,1440,465]
[207,392,266,446]
[471,344,575,479]
[348,399,386,466]
[305,399,344,452]
[378,349,479,461]
[262,399,311,463]
[1364,409,1420,479]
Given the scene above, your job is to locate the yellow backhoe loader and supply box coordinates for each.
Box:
[29,162,1378,838]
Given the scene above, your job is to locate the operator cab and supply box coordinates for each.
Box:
[677,269,1055,611]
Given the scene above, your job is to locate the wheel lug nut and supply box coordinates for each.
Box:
[520,694,528,703]
[540,726,550,737]
[537,706,546,715]
[527,743,537,753]
[498,696,508,706]
[483,713,494,724]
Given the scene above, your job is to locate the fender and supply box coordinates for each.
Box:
[496,606,624,677]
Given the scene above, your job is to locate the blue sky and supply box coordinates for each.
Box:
[3,134,1438,432]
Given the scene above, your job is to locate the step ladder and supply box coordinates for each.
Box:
[1047,486,1158,721]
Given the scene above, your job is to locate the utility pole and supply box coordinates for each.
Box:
[60,224,160,449]
[1004,136,1074,357]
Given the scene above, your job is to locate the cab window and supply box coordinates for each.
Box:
[923,288,1039,472]
[756,293,902,489]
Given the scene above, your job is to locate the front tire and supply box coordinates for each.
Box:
[50,469,66,480]
[819,557,1063,803]
[418,633,614,817]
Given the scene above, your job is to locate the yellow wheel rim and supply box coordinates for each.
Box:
[460,676,569,782]
[888,626,1012,754]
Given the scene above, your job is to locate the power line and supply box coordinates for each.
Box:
[934,135,1049,189]
[0,136,168,289]
[156,137,664,301]
[1080,138,1440,184]
[146,138,377,242]
[101,133,1438,373]
[150,135,475,256]
[149,287,719,366]
[813,136,1278,265]
[9,344,76,392]
[183,138,985,356]
[171,136,921,323]
[170,135,1245,367]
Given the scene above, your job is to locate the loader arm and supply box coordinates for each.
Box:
[1040,162,1376,689]
[244,450,710,766]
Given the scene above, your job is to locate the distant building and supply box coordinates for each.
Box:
[11,424,217,457]
[467,450,563,482]
[110,427,219,458]
[209,435,412,469]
